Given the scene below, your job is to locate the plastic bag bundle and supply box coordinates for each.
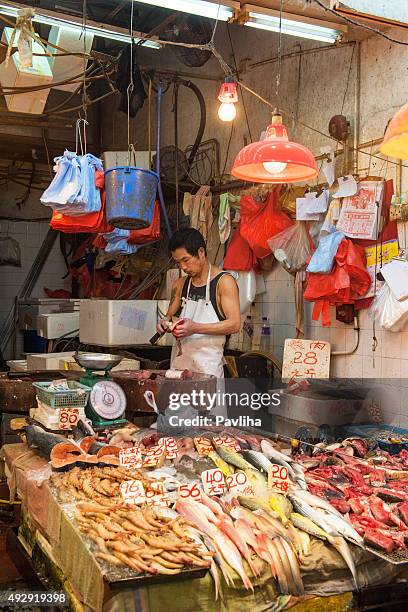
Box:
[41,151,103,215]
[306,230,345,274]
[0,236,21,266]
[370,283,408,332]
[102,228,139,255]
[267,222,313,274]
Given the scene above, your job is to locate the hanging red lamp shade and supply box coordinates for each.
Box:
[380,101,408,159]
[231,112,318,183]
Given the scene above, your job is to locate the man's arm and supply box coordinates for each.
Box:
[156,277,184,333]
[173,274,241,338]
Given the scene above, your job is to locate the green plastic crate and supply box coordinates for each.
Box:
[33,380,91,409]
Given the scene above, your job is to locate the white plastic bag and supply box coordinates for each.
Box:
[0,236,21,266]
[370,283,408,332]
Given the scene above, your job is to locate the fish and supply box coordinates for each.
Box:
[210,559,222,601]
[244,468,268,492]
[267,537,289,594]
[213,446,255,472]
[290,489,343,518]
[330,536,359,590]
[208,451,234,477]
[269,493,292,525]
[50,442,87,471]
[296,528,311,558]
[319,511,365,548]
[277,537,304,595]
[241,449,274,473]
[238,495,272,514]
[25,424,66,458]
[290,463,307,490]
[214,530,254,591]
[219,518,260,577]
[289,512,332,541]
[260,440,297,481]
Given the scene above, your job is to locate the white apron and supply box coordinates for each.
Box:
[170,265,225,379]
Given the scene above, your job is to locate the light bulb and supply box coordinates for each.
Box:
[263,161,287,174]
[218,102,236,122]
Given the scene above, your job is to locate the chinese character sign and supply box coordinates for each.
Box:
[282,338,330,381]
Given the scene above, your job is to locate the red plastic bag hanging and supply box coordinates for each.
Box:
[304,238,371,326]
[223,223,257,271]
[127,201,161,245]
[239,188,293,259]
[50,170,112,234]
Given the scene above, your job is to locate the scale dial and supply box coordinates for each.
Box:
[90,380,126,420]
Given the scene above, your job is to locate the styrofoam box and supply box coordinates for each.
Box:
[80,300,159,346]
[6,360,28,372]
[102,151,155,171]
[27,352,75,371]
[0,28,53,114]
[47,27,93,92]
[37,312,79,340]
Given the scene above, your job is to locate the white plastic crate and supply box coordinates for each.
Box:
[37,312,79,339]
[80,300,159,346]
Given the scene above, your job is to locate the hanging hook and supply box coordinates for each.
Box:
[75,118,89,156]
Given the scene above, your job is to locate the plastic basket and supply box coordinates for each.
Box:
[32,380,91,409]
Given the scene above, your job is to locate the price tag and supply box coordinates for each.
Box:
[143,445,166,468]
[226,471,255,496]
[145,482,170,508]
[158,437,179,459]
[201,468,226,496]
[58,407,79,431]
[268,463,290,495]
[194,437,213,455]
[178,482,202,501]
[282,338,330,381]
[120,480,146,504]
[213,435,240,451]
[119,447,142,469]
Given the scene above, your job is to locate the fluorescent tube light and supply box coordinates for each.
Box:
[0,2,160,48]
[129,0,239,21]
[242,4,346,44]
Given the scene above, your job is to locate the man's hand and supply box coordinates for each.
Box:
[156,317,170,334]
[172,318,197,339]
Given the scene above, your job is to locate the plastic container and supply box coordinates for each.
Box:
[242,315,253,352]
[105,166,158,229]
[79,299,159,346]
[33,380,91,409]
[260,316,271,353]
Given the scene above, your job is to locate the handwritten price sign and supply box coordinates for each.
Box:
[213,435,240,451]
[145,482,170,508]
[143,445,166,467]
[282,338,330,381]
[268,464,289,495]
[120,479,146,504]
[226,471,255,496]
[58,407,79,430]
[178,482,202,501]
[119,447,142,469]
[194,437,213,456]
[158,437,179,459]
[201,468,226,496]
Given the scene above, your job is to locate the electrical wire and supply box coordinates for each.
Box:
[313,0,408,47]
[127,0,135,166]
[226,23,252,142]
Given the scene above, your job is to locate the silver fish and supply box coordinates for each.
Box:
[290,489,343,518]
[241,449,274,473]
[214,445,255,471]
[319,510,364,549]
[330,535,359,590]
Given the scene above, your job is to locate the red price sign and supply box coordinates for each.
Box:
[120,479,146,504]
[226,471,255,496]
[178,482,202,501]
[58,407,79,431]
[201,468,226,496]
[145,482,170,508]
[268,463,290,495]
[213,435,240,451]
[194,437,213,456]
[119,446,142,469]
[158,437,179,459]
[143,445,166,467]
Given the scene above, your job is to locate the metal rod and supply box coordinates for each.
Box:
[353,41,361,174]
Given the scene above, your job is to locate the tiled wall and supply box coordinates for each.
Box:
[0,221,69,358]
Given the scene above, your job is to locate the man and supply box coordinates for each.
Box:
[157,228,240,379]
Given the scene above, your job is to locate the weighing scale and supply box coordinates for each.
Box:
[74,352,127,427]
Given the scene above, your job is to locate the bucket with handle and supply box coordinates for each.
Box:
[105,166,159,229]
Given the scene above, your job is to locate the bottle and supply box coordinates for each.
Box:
[260,316,271,353]
[242,315,254,352]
